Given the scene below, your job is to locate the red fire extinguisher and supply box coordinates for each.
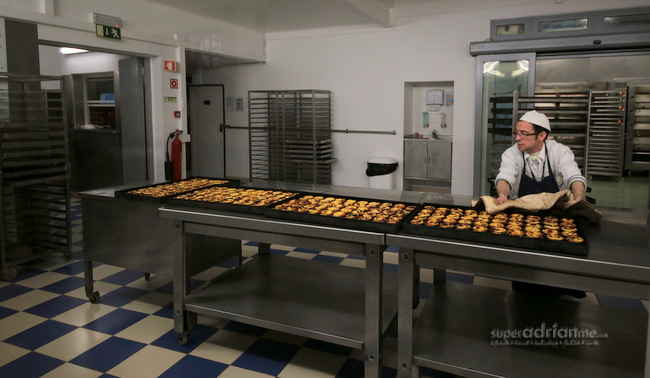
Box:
[165,129,183,181]
[171,129,183,181]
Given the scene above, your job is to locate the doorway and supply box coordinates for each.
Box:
[475,51,650,209]
[188,85,226,178]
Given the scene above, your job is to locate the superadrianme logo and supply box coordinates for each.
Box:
[490,323,608,348]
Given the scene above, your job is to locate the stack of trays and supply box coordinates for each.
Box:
[115,177,240,203]
[266,194,420,233]
[403,204,589,256]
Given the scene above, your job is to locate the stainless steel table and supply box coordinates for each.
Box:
[79,185,241,303]
[390,194,650,377]
[159,184,427,378]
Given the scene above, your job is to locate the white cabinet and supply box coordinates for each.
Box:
[404,139,452,180]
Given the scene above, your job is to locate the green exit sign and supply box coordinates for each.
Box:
[96,24,121,40]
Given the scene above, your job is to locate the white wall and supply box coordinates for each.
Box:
[196,0,649,195]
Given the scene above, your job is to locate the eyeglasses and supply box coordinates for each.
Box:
[512,131,536,138]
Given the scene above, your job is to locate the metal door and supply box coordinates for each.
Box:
[189,85,225,177]
[427,140,452,180]
[119,57,149,184]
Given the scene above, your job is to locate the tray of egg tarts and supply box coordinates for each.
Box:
[266,194,421,233]
[114,177,240,203]
[166,186,301,214]
[402,204,588,256]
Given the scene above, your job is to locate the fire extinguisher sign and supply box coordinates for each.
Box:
[170,79,178,89]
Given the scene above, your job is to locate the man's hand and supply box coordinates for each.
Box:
[571,181,586,202]
[496,180,511,204]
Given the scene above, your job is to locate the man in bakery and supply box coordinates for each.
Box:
[495,110,586,204]
[494,110,587,298]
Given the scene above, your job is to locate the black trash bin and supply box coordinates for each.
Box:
[366,157,398,189]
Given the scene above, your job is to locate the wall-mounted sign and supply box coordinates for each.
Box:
[96,24,121,40]
[164,96,177,103]
[170,79,178,89]
[164,60,177,72]
[174,111,181,118]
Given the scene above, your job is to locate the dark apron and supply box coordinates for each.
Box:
[511,144,584,297]
[518,143,559,197]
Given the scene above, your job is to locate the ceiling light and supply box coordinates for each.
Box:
[59,47,89,55]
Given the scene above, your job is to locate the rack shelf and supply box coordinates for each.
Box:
[249,90,333,184]
[0,73,72,280]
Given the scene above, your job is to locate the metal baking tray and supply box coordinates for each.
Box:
[265,193,421,233]
[402,203,589,256]
[165,186,302,215]
[114,177,240,203]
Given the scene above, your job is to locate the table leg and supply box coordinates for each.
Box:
[83,258,99,303]
[365,243,384,378]
[398,248,416,378]
[173,220,196,344]
[646,287,650,377]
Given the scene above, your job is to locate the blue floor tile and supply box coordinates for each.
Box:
[446,272,474,284]
[4,319,76,350]
[160,355,228,378]
[70,336,146,372]
[24,295,87,318]
[152,303,174,319]
[594,293,649,313]
[98,286,150,307]
[336,358,364,377]
[233,338,300,376]
[151,325,218,353]
[52,260,87,276]
[10,268,47,283]
[0,352,64,378]
[83,308,148,335]
[40,276,86,294]
[0,284,32,302]
[0,305,18,320]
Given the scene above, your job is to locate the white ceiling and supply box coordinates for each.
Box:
[135,0,396,33]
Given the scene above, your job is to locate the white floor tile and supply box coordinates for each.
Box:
[107,345,185,378]
[472,276,511,291]
[339,258,365,269]
[120,291,172,314]
[0,289,59,311]
[279,347,346,378]
[190,329,257,365]
[0,341,29,366]
[64,281,122,301]
[115,315,172,344]
[36,328,111,361]
[218,365,275,378]
[0,312,46,340]
[285,251,316,260]
[41,363,102,378]
[52,302,117,327]
[13,271,70,289]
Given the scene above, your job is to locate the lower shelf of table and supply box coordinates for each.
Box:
[184,254,398,349]
[412,280,647,377]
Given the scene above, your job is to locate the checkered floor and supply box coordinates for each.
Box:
[0,199,647,377]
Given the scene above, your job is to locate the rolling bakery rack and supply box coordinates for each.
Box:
[248,90,334,184]
[0,73,71,280]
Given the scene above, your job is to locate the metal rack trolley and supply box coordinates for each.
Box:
[0,73,71,280]
[391,195,650,377]
[586,90,626,180]
[626,85,650,172]
[249,90,334,184]
[159,185,426,378]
